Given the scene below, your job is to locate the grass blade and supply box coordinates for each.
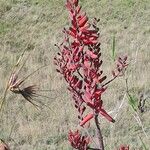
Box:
[127,94,138,112]
[112,34,116,61]
[139,136,148,150]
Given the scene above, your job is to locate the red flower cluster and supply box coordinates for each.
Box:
[54,0,128,149]
[68,130,90,150]
[119,145,129,150]
[54,0,115,127]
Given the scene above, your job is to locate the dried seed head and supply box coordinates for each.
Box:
[19,85,40,108]
[8,73,39,108]
[20,85,37,100]
[8,73,17,86]
[8,73,22,93]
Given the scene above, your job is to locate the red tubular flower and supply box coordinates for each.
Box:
[68,130,90,150]
[80,113,94,126]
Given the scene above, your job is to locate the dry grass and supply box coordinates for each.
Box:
[0,0,150,149]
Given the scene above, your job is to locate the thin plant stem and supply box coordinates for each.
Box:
[94,115,104,150]
[102,76,117,87]
[0,86,9,112]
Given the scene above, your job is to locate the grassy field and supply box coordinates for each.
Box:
[0,0,150,149]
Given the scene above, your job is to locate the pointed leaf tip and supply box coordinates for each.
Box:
[99,109,115,123]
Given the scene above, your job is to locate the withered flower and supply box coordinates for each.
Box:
[8,72,39,108]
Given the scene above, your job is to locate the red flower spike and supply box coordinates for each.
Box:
[54,1,129,149]
[54,0,118,129]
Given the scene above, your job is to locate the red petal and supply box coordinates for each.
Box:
[84,60,90,68]
[82,94,94,108]
[73,0,78,6]
[80,23,90,31]
[65,1,72,11]
[80,106,86,115]
[78,15,88,27]
[66,30,76,38]
[94,88,106,99]
[72,19,77,29]
[99,109,115,123]
[86,49,97,59]
[99,76,107,83]
[69,27,77,35]
[78,46,84,52]
[83,39,97,45]
[75,80,83,89]
[76,5,81,13]
[80,113,94,126]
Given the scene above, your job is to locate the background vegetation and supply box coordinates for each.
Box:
[0,0,150,149]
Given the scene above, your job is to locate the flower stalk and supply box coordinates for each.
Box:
[94,115,104,150]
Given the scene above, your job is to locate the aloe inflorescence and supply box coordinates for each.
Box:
[54,0,128,149]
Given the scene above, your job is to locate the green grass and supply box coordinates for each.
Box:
[0,0,150,149]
